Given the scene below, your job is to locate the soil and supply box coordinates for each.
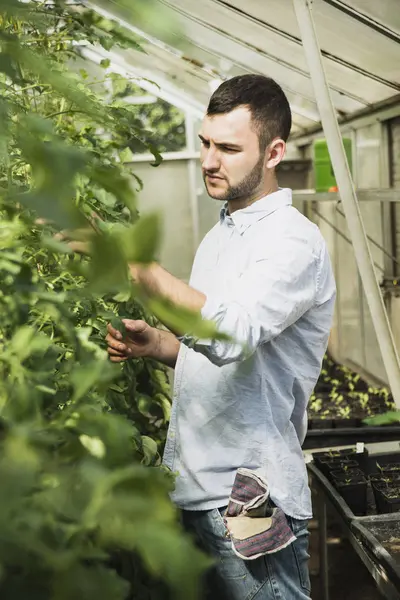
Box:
[308,354,395,427]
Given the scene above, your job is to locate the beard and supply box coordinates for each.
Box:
[203,153,264,202]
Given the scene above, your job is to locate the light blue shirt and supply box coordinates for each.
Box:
[163,188,336,519]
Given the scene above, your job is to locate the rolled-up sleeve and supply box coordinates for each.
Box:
[181,237,322,366]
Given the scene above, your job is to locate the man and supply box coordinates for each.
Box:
[106,74,336,599]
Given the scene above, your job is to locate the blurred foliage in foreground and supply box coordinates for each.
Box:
[0,1,210,598]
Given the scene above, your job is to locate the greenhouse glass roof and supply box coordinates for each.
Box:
[87,0,400,134]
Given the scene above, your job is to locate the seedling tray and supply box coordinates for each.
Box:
[309,451,400,597]
[303,425,400,450]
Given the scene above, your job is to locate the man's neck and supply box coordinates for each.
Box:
[227,182,279,215]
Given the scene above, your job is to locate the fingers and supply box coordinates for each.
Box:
[108,347,129,361]
[54,229,91,255]
[66,240,90,254]
[105,333,128,353]
[53,228,91,242]
[106,337,130,362]
[107,320,148,339]
[122,319,147,333]
[105,320,149,364]
[88,211,103,233]
[107,323,122,340]
[109,354,129,363]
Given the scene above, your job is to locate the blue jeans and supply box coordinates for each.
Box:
[182,507,311,600]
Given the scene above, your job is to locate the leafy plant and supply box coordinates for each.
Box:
[0,1,210,599]
[364,411,400,426]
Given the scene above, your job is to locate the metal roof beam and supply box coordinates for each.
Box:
[199,0,400,91]
[322,0,400,45]
[160,0,373,106]
[290,94,400,145]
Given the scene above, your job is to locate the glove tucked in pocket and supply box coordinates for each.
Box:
[223,468,296,560]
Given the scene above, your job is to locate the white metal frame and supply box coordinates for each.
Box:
[293,0,400,407]
[291,100,400,148]
[128,150,200,163]
[185,112,201,251]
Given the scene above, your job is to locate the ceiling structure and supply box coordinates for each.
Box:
[86,0,400,137]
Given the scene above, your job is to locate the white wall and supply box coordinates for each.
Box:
[132,160,196,282]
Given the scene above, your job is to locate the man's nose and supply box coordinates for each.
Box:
[202,148,220,172]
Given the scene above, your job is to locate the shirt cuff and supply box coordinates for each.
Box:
[179,295,217,350]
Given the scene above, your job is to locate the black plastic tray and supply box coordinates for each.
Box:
[351,515,400,590]
[308,452,400,592]
[304,425,400,449]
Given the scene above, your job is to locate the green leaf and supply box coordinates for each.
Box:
[52,564,129,600]
[70,359,116,403]
[9,327,51,361]
[6,39,108,123]
[90,164,136,216]
[41,234,72,255]
[109,316,128,338]
[79,434,106,459]
[148,143,163,167]
[141,435,158,465]
[0,52,20,81]
[100,59,110,69]
[120,212,161,264]
[118,147,133,164]
[88,233,129,293]
[16,115,87,229]
[363,411,400,426]
[0,98,9,163]
[110,73,128,97]
[133,524,212,600]
[148,296,233,341]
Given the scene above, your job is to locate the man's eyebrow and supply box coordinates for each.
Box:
[198,134,242,149]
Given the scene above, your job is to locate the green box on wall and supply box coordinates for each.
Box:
[313,138,352,192]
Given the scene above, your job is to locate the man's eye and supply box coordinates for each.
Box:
[221,147,238,153]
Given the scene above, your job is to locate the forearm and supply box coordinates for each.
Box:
[148,328,181,369]
[130,263,206,330]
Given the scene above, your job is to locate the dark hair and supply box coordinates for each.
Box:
[207,74,292,149]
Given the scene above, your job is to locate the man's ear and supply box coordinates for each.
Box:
[265,138,286,170]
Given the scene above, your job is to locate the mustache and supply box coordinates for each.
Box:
[204,171,225,179]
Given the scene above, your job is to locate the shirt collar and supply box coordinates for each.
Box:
[219,188,293,234]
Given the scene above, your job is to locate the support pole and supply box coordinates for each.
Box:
[293,0,400,408]
[185,112,201,253]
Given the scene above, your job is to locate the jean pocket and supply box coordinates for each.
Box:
[288,518,311,593]
[211,508,249,580]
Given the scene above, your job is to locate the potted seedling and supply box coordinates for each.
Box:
[318,457,358,479]
[332,469,368,515]
[313,446,369,474]
[371,478,400,514]
[378,486,400,514]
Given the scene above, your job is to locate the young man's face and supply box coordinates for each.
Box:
[199,106,265,202]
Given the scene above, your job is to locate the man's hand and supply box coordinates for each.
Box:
[36,213,101,256]
[106,319,160,362]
